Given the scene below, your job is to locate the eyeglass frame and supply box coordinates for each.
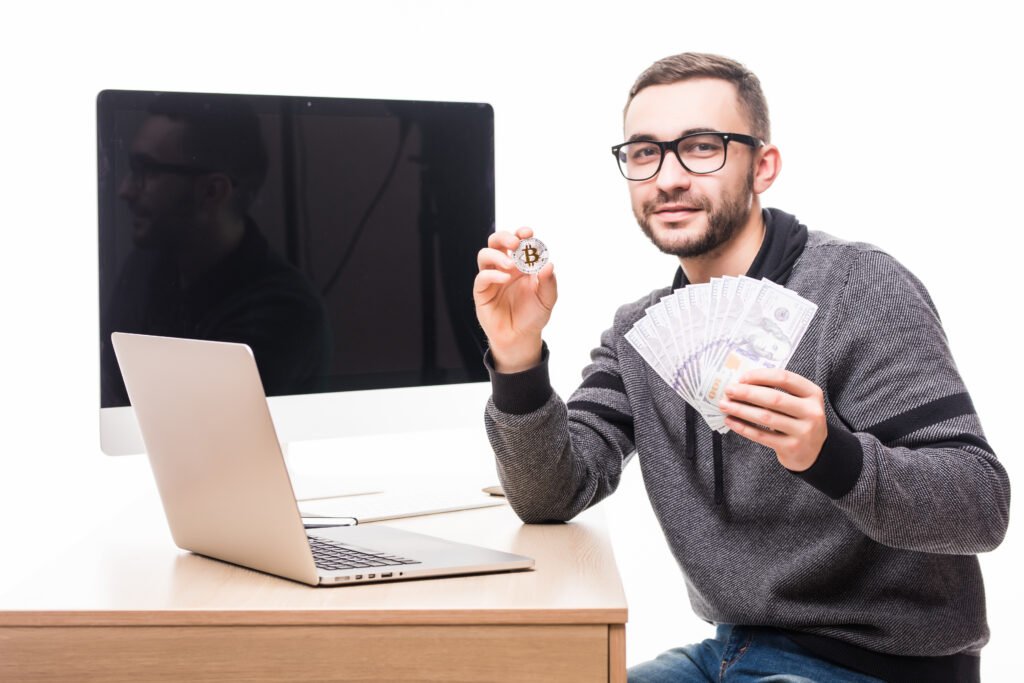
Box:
[610,131,764,181]
[125,153,231,188]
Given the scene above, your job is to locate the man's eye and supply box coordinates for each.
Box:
[681,141,722,156]
[630,145,660,162]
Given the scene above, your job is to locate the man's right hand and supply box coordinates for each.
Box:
[474,227,557,373]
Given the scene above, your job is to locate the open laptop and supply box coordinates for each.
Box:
[111,332,534,587]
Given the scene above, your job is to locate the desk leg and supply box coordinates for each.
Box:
[609,623,626,683]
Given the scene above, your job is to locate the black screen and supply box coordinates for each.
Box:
[98,90,493,408]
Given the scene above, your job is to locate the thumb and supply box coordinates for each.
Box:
[535,262,557,311]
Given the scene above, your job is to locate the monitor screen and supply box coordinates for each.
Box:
[98,90,494,454]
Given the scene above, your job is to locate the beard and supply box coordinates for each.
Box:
[636,167,755,259]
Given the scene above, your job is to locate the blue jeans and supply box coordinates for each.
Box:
[627,625,884,683]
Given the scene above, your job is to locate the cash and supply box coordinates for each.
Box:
[626,276,817,433]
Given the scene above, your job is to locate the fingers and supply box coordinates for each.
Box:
[477,245,517,272]
[480,228,540,277]
[535,261,558,311]
[723,370,825,427]
[719,395,801,434]
[486,227,533,253]
[722,415,792,451]
[723,383,806,420]
[480,228,554,298]
[473,268,512,295]
[734,369,822,399]
[720,370,827,472]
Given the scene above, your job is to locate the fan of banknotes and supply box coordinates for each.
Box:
[625,276,818,434]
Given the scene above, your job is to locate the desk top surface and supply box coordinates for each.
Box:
[1,483,627,627]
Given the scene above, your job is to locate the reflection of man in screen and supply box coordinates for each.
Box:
[101,94,330,406]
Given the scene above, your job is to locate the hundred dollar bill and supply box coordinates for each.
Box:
[651,298,692,402]
[687,283,713,387]
[645,302,681,368]
[704,276,763,381]
[666,291,700,401]
[703,278,726,373]
[696,280,818,418]
[635,315,674,375]
[700,277,762,432]
[670,284,726,427]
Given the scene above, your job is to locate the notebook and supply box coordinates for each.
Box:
[111,332,534,586]
[298,487,505,523]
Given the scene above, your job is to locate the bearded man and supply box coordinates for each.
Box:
[474,52,1008,682]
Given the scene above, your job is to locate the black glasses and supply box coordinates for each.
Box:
[611,131,763,181]
[126,154,222,187]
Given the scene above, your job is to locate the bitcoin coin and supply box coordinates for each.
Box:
[512,237,549,275]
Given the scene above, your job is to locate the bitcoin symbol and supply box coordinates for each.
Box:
[513,237,549,274]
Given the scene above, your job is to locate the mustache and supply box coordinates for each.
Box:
[642,191,712,218]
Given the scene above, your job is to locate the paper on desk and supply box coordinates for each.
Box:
[299,488,506,523]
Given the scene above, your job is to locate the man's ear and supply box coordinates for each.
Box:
[197,173,234,210]
[752,144,781,195]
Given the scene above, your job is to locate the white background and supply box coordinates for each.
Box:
[2,0,1021,678]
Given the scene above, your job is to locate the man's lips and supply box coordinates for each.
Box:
[652,205,702,221]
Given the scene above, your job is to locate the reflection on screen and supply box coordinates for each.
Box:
[98,91,493,408]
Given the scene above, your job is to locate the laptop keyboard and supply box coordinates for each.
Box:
[308,535,421,571]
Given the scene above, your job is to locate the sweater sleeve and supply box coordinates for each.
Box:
[483,315,638,524]
[795,248,1010,554]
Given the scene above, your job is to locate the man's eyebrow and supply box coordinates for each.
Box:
[626,133,657,143]
[625,126,720,143]
[680,126,719,136]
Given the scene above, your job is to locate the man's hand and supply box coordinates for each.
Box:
[718,369,827,472]
[474,227,557,373]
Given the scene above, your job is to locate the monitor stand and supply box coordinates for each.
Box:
[280,427,500,505]
[281,442,383,501]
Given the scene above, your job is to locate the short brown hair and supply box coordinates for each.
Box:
[626,52,771,143]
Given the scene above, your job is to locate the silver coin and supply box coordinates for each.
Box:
[512,237,549,274]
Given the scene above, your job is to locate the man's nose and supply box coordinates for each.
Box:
[654,151,692,194]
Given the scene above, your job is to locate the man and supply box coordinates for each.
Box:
[474,53,1009,682]
[101,93,330,406]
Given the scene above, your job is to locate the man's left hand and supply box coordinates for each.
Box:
[718,369,827,472]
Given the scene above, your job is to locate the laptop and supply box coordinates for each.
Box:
[111,332,534,587]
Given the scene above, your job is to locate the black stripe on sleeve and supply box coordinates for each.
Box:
[580,371,626,394]
[567,400,635,444]
[864,392,976,444]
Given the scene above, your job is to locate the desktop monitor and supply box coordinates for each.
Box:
[98,89,494,455]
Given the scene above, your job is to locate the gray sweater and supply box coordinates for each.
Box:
[484,212,1010,675]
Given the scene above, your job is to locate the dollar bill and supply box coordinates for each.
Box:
[649,300,691,402]
[695,279,818,417]
[627,276,817,434]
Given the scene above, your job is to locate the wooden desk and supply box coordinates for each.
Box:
[0,493,627,682]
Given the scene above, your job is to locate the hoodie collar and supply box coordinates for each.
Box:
[671,208,809,289]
